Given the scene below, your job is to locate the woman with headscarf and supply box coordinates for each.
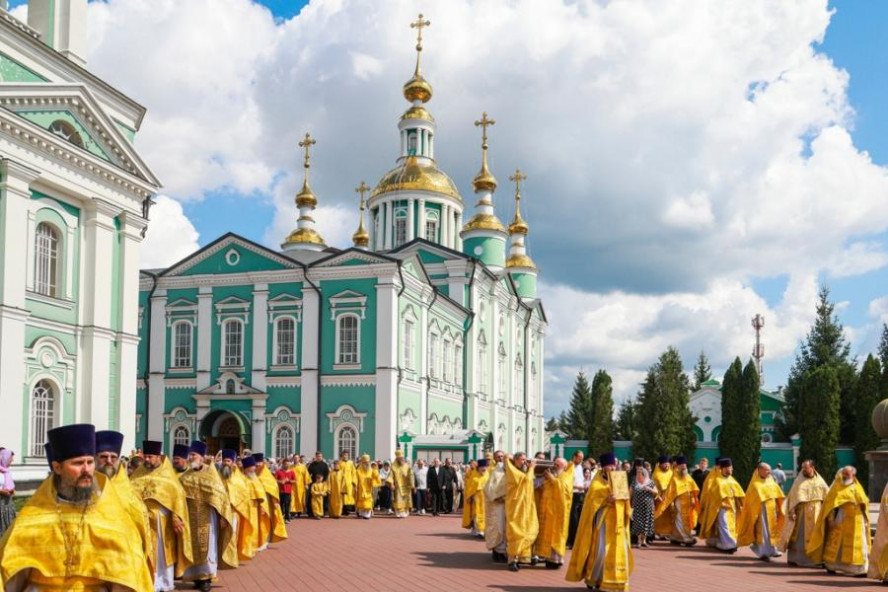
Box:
[0,449,16,537]
[630,466,657,548]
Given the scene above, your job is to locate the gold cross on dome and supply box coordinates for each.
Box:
[411,14,431,51]
[298,132,316,169]
[474,112,496,146]
[509,169,527,196]
[355,181,370,209]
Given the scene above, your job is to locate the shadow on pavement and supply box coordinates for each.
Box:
[413,551,507,570]
[786,580,873,588]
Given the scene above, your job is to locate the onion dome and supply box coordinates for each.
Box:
[505,168,536,270]
[282,132,326,250]
[372,156,461,201]
[404,14,433,104]
[352,181,370,248]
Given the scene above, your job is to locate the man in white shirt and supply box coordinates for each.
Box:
[567,450,588,549]
[772,462,787,491]
[413,459,429,514]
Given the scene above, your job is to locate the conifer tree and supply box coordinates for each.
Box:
[718,358,744,476]
[545,416,560,433]
[854,354,882,489]
[632,347,697,462]
[718,358,764,486]
[565,371,593,439]
[614,397,637,442]
[588,370,615,457]
[798,365,841,479]
[879,323,888,399]
[693,351,713,391]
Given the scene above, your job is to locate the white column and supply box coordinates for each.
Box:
[252,284,268,391]
[300,284,320,454]
[386,201,394,250]
[252,399,266,453]
[375,276,398,458]
[117,212,147,444]
[441,205,450,247]
[455,211,463,251]
[490,299,500,442]
[196,287,212,390]
[406,198,415,242]
[429,132,434,160]
[147,290,167,440]
[418,199,427,241]
[419,300,428,434]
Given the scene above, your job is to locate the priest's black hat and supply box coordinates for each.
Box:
[47,424,95,463]
[673,455,688,466]
[142,440,163,456]
[221,449,237,461]
[657,455,670,464]
[172,444,190,459]
[44,443,53,469]
[189,440,208,457]
[241,456,256,468]
[599,452,617,467]
[718,458,732,468]
[252,452,264,462]
[95,430,124,455]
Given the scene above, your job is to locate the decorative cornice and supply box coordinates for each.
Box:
[320,374,376,387]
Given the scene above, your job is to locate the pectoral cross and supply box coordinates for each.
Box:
[411,14,431,52]
[299,132,316,170]
[355,181,370,210]
[509,169,527,197]
[474,112,495,147]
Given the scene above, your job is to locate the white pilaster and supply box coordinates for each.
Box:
[456,212,463,251]
[300,285,320,454]
[147,291,167,439]
[441,205,450,248]
[419,299,428,434]
[406,198,415,242]
[117,334,140,446]
[418,199,427,241]
[385,201,393,250]
[196,287,212,390]
[375,277,398,458]
[252,399,266,453]
[252,284,268,391]
[117,212,146,442]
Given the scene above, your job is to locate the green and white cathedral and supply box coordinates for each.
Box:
[136,18,547,461]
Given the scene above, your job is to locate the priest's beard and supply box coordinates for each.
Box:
[55,474,98,505]
[174,464,187,474]
[220,465,233,479]
[843,477,854,486]
[190,460,204,471]
[678,468,688,477]
[97,462,118,478]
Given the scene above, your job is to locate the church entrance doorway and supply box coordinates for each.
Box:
[199,410,248,455]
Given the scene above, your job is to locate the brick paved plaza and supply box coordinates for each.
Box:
[213,513,870,591]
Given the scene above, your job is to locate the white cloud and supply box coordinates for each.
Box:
[140,195,200,269]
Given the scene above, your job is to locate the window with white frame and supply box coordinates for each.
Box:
[30,379,55,457]
[173,425,190,447]
[172,321,192,368]
[337,314,360,364]
[275,317,296,366]
[336,425,358,460]
[275,425,295,458]
[394,209,407,247]
[403,319,415,370]
[425,211,439,242]
[442,339,451,382]
[34,222,60,298]
[222,319,244,367]
[429,333,439,379]
[454,343,463,387]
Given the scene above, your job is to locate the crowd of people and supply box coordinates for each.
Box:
[3,425,888,591]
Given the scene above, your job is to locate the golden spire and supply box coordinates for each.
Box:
[352,180,370,248]
[508,169,529,235]
[472,112,498,193]
[403,14,433,103]
[295,132,318,208]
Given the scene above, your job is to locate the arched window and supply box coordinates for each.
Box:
[442,339,451,382]
[173,426,190,447]
[337,314,360,364]
[275,317,296,366]
[275,425,295,459]
[428,332,439,378]
[424,211,439,242]
[222,319,243,367]
[454,343,463,387]
[403,318,415,370]
[172,321,192,368]
[34,222,60,298]
[337,425,357,460]
[30,380,55,456]
[48,119,84,148]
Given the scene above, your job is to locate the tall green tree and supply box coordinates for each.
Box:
[879,323,888,400]
[854,354,882,489]
[778,286,857,444]
[798,365,841,480]
[719,359,762,487]
[545,416,560,433]
[614,397,637,442]
[588,370,615,457]
[565,371,593,439]
[632,347,697,462]
[693,351,713,391]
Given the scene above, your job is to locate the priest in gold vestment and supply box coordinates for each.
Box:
[737,463,785,560]
[484,451,508,563]
[339,451,357,516]
[654,455,699,546]
[131,440,193,592]
[240,457,271,551]
[869,479,888,582]
[462,459,490,537]
[534,457,573,569]
[503,452,539,571]
[809,466,871,576]
[355,454,377,519]
[778,459,829,567]
[566,452,632,592]
[253,453,288,544]
[0,424,154,592]
[387,450,415,518]
[289,456,311,517]
[219,449,257,561]
[179,441,238,591]
[328,460,345,518]
[651,456,674,539]
[700,458,745,553]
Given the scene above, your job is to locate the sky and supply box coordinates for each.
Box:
[9,0,888,417]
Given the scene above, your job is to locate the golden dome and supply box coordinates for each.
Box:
[295,179,317,209]
[372,156,461,201]
[283,224,326,247]
[352,223,369,247]
[462,212,506,233]
[509,211,529,235]
[401,105,435,123]
[506,253,537,270]
[403,73,433,103]
[472,160,497,193]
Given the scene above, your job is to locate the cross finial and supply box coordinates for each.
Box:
[474,112,496,148]
[411,14,431,52]
[298,132,316,170]
[355,181,370,209]
[509,169,527,197]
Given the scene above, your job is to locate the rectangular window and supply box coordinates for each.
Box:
[173,323,192,368]
[429,334,439,379]
[35,223,59,297]
[442,340,451,382]
[454,345,463,387]
[339,316,359,364]
[223,320,243,367]
[395,218,407,247]
[403,319,414,370]
[276,317,296,366]
[425,219,438,242]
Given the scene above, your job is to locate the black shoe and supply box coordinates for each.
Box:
[492,551,507,563]
[508,562,520,572]
[545,560,561,569]
[197,580,212,592]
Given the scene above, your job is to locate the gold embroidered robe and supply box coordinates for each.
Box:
[256,465,288,542]
[179,465,238,576]
[462,468,490,533]
[534,464,574,559]
[504,459,539,561]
